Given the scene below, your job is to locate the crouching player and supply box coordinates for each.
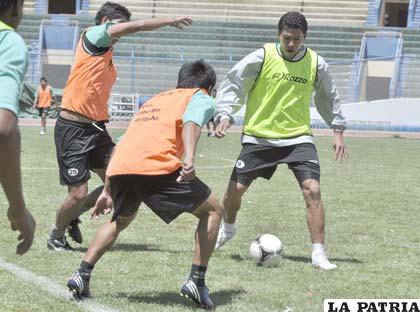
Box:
[67,60,223,310]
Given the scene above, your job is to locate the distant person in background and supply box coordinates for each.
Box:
[0,0,36,255]
[214,11,348,270]
[47,1,193,251]
[32,76,54,135]
[205,88,217,136]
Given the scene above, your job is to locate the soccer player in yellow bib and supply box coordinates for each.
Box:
[0,0,36,255]
[214,11,348,270]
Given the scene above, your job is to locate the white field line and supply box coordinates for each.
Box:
[0,257,118,312]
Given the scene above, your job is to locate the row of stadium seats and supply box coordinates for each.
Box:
[17,7,420,102]
[86,0,369,26]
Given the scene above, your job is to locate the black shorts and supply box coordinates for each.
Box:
[38,107,50,117]
[54,117,115,185]
[110,171,212,224]
[230,143,320,186]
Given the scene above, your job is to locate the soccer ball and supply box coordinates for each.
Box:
[249,234,284,267]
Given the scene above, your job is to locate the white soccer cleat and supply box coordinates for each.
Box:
[312,251,337,270]
[215,223,236,250]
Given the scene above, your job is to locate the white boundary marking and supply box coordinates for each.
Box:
[0,257,118,312]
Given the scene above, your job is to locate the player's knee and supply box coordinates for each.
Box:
[225,181,247,201]
[301,180,321,199]
[69,186,88,202]
[115,213,136,231]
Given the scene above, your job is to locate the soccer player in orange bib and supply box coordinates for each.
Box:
[67,61,222,310]
[32,76,54,135]
[48,1,193,250]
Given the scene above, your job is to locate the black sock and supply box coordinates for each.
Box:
[189,264,207,287]
[79,260,94,274]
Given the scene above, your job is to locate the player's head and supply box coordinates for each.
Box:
[40,77,47,87]
[0,0,25,29]
[95,2,131,25]
[277,11,307,58]
[176,60,216,93]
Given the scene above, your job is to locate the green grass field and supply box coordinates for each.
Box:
[1,126,419,312]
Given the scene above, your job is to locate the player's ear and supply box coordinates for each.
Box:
[101,16,110,24]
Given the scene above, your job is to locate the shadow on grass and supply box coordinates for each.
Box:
[116,288,245,308]
[283,255,363,264]
[73,243,181,254]
[228,253,362,265]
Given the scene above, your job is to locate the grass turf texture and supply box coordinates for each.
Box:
[0,126,419,312]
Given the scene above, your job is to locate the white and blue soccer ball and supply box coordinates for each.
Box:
[249,234,284,267]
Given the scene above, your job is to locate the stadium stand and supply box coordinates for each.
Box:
[15,0,420,108]
[87,0,368,26]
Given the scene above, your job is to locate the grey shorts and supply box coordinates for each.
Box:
[230,143,320,186]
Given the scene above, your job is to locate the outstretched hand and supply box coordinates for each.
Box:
[91,192,113,220]
[173,17,193,29]
[7,207,36,255]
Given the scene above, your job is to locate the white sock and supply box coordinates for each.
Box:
[312,243,325,255]
[223,222,235,232]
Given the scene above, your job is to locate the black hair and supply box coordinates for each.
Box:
[176,60,216,91]
[95,2,131,25]
[0,0,23,15]
[40,77,47,83]
[278,11,308,35]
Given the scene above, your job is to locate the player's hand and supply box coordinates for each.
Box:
[333,131,349,162]
[91,192,113,220]
[173,17,193,29]
[7,207,36,255]
[215,118,230,138]
[177,157,195,182]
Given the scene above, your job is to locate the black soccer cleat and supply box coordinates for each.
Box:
[47,235,74,251]
[68,218,83,244]
[180,278,214,310]
[67,271,91,300]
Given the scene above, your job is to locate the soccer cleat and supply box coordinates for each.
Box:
[67,271,91,299]
[215,223,236,250]
[68,218,83,244]
[47,235,74,251]
[312,250,337,270]
[180,278,214,310]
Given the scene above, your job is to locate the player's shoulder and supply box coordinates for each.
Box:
[0,30,26,50]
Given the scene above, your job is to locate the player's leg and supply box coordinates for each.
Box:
[67,175,140,298]
[216,144,278,249]
[181,193,223,309]
[289,144,336,270]
[48,182,88,251]
[0,109,36,255]
[41,109,47,134]
[49,117,92,250]
[67,130,114,244]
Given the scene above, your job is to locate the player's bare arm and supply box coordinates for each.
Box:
[0,110,36,255]
[108,16,192,38]
[177,121,201,182]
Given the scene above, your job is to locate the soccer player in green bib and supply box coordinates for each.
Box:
[0,0,36,255]
[214,11,348,270]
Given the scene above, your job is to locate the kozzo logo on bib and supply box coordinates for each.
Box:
[272,72,308,84]
[68,168,79,176]
[236,160,245,169]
